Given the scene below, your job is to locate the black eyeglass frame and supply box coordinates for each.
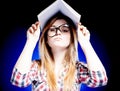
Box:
[47,23,70,37]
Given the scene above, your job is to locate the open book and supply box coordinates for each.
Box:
[37,0,81,30]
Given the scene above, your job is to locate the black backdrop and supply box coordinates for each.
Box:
[0,0,118,91]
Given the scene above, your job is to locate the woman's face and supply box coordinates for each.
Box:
[47,19,71,49]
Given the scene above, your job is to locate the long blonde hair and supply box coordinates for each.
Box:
[38,12,78,91]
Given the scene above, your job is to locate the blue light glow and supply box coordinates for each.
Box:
[1,27,110,91]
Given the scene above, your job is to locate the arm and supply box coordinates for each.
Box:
[13,21,40,74]
[77,23,108,85]
[10,61,39,87]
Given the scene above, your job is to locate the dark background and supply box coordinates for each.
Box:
[0,0,118,91]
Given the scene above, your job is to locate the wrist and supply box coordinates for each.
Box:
[26,39,38,49]
[79,40,91,50]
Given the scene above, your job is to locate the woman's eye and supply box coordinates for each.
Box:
[62,29,69,32]
[49,28,56,32]
[61,27,69,32]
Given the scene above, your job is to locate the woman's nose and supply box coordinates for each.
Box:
[56,29,62,35]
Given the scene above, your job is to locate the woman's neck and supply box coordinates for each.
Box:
[51,48,67,77]
[52,47,67,65]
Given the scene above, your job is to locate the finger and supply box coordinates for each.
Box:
[82,27,87,34]
[28,27,34,33]
[34,22,40,35]
[35,21,40,26]
[78,23,83,30]
[78,23,90,35]
[32,21,40,31]
[77,23,84,36]
[31,24,37,30]
[78,24,84,31]
[86,29,90,34]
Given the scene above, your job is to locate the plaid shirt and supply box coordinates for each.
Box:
[10,61,107,91]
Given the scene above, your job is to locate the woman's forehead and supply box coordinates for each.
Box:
[52,19,67,26]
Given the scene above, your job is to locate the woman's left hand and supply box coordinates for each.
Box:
[77,23,90,47]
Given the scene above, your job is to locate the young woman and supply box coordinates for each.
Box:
[10,13,108,91]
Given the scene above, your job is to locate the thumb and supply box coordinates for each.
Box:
[35,21,40,29]
[77,23,83,36]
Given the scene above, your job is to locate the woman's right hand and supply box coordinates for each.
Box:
[27,21,40,43]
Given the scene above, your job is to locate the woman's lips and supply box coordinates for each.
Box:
[54,37,62,41]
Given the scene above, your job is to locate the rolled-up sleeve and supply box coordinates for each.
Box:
[76,61,108,87]
[10,61,38,87]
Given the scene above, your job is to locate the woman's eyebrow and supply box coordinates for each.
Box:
[51,23,68,28]
[50,25,56,27]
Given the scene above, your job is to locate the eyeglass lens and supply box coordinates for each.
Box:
[48,24,70,37]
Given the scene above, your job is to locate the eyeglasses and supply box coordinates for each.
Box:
[47,23,70,37]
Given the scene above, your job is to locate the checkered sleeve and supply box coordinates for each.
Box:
[76,61,108,88]
[10,61,38,87]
